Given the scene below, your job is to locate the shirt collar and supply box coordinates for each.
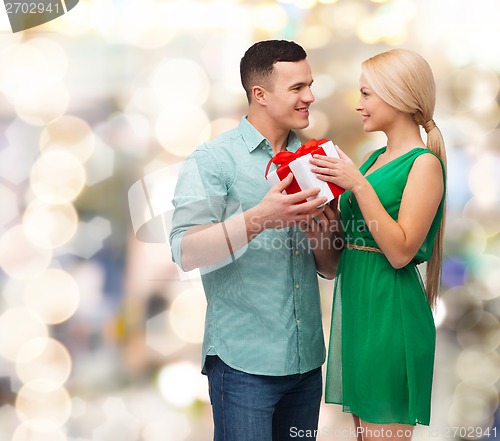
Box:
[239,116,302,153]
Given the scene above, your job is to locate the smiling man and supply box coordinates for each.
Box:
[169,40,330,441]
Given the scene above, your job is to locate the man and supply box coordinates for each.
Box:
[169,40,334,441]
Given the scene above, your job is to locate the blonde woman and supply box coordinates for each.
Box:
[310,49,446,440]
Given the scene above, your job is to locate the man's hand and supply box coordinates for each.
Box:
[246,173,328,238]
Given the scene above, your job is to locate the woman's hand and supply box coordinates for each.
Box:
[298,199,342,279]
[309,146,366,193]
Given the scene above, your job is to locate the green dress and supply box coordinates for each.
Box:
[325,147,446,425]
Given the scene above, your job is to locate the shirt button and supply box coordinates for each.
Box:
[296,319,301,325]
[262,146,266,150]
[295,250,300,256]
[295,283,300,289]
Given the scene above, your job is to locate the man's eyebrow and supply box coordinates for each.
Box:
[289,80,314,89]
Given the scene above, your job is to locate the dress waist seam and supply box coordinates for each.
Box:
[344,243,383,254]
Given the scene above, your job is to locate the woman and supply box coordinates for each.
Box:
[311,49,446,439]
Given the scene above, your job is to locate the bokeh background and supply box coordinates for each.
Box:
[0,0,499,440]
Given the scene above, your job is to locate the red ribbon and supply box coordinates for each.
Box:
[265,138,328,177]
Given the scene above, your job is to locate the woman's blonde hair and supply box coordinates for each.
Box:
[362,49,446,308]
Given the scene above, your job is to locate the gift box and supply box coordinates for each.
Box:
[265,139,345,205]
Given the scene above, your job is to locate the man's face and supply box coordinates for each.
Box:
[262,59,315,131]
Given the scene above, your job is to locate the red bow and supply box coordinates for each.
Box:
[265,138,328,177]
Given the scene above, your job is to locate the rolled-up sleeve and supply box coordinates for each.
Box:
[169,148,228,270]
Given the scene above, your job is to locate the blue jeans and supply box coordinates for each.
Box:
[205,355,322,441]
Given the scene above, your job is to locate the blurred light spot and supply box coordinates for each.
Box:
[468,154,500,206]
[457,311,500,350]
[278,0,317,8]
[146,310,186,357]
[28,38,68,83]
[357,1,415,45]
[92,397,141,441]
[448,380,497,432]
[312,74,337,100]
[318,0,339,3]
[444,218,487,258]
[456,346,500,384]
[14,82,70,126]
[67,216,111,259]
[16,381,71,427]
[442,256,467,287]
[433,297,446,328]
[158,1,248,30]
[12,421,67,441]
[320,2,367,37]
[150,59,210,108]
[169,287,206,344]
[24,269,80,324]
[70,396,87,419]
[142,410,191,441]
[478,128,500,154]
[0,225,52,279]
[95,112,150,158]
[209,118,241,139]
[0,308,48,362]
[463,197,500,237]
[84,138,115,186]
[15,337,49,364]
[155,105,210,157]
[1,278,28,308]
[253,3,288,32]
[301,110,330,139]
[0,43,48,100]
[445,147,473,209]
[22,200,78,249]
[39,115,95,163]
[48,0,92,35]
[0,143,37,185]
[296,25,333,49]
[16,338,72,388]
[0,184,18,230]
[466,254,500,300]
[208,81,247,112]
[30,151,86,204]
[116,2,174,50]
[440,287,483,331]
[158,362,207,407]
[453,67,500,111]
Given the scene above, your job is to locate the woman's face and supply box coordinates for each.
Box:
[355,74,401,133]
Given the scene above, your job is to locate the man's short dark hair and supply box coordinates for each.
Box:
[240,40,307,103]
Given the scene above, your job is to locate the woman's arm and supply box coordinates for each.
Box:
[310,149,444,269]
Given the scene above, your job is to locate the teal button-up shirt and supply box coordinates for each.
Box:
[169,117,325,376]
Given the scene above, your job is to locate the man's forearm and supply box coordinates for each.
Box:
[180,209,261,271]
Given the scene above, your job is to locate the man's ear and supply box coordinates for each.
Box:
[252,86,266,105]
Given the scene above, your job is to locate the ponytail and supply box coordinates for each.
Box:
[422,120,447,309]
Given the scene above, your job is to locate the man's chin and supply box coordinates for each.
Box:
[294,117,310,130]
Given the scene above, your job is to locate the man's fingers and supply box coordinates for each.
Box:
[291,196,328,214]
[273,173,294,192]
[287,186,322,205]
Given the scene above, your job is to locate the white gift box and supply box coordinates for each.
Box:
[266,140,342,205]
